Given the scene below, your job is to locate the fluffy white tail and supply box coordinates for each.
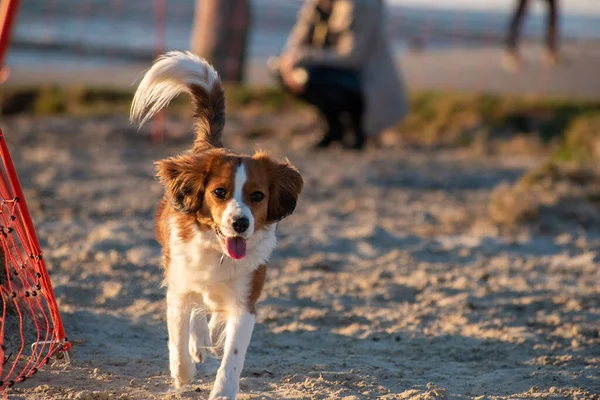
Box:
[130,51,226,150]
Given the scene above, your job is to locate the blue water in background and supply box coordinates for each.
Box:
[7,0,600,67]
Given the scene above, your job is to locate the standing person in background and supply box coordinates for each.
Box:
[190,0,250,82]
[271,0,408,150]
[504,0,560,70]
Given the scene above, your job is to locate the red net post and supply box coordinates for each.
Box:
[151,0,167,144]
[0,0,21,83]
[0,127,70,398]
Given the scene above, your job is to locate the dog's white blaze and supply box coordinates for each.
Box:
[221,162,254,238]
[235,163,247,201]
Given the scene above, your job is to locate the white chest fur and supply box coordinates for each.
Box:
[166,218,277,295]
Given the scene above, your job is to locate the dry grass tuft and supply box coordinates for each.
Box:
[2,86,600,160]
[488,182,540,227]
[554,114,600,162]
[487,161,600,232]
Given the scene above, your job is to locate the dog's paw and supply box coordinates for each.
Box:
[190,311,212,363]
[209,368,239,399]
[170,357,196,388]
[189,330,211,363]
[172,376,194,390]
[208,392,235,400]
[189,341,206,363]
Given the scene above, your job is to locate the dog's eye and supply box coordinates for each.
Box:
[213,188,227,199]
[251,191,265,203]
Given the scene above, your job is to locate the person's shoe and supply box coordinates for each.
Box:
[314,116,344,149]
[313,131,342,149]
[502,49,521,72]
[345,110,366,151]
[344,133,366,151]
[344,140,366,151]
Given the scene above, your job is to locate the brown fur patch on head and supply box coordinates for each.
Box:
[155,154,206,215]
[252,152,303,223]
[155,149,240,227]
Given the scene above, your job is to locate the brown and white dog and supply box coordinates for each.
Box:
[130,51,303,399]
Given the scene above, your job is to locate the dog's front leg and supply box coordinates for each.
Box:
[209,310,255,400]
[167,291,196,388]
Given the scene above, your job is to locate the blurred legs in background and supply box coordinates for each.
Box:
[504,0,559,70]
[544,0,559,66]
[504,0,528,70]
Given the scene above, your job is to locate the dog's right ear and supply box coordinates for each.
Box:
[155,154,206,214]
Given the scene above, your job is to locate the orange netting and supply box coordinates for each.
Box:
[0,128,69,398]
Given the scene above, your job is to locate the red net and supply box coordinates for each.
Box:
[0,127,69,398]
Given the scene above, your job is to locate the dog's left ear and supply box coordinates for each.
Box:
[257,155,303,222]
[155,154,207,214]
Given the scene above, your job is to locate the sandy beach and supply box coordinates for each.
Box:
[0,109,596,399]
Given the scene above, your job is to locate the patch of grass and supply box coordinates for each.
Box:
[519,161,598,188]
[3,86,600,158]
[396,91,524,145]
[488,181,540,227]
[552,113,600,163]
[394,92,600,154]
[224,84,299,112]
[487,160,600,232]
[0,85,300,117]
[398,91,483,145]
[1,86,135,116]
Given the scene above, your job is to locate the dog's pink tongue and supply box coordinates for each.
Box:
[225,237,247,260]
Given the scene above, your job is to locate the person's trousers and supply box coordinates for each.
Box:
[506,0,558,53]
[292,66,364,142]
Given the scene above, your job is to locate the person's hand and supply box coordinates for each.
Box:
[279,52,296,72]
[0,66,10,84]
[279,52,305,94]
[283,71,305,94]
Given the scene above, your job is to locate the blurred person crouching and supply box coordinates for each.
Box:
[269,0,408,150]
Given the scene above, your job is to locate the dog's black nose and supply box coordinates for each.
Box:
[232,217,250,234]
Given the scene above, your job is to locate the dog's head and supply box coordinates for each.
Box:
[156,149,303,260]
